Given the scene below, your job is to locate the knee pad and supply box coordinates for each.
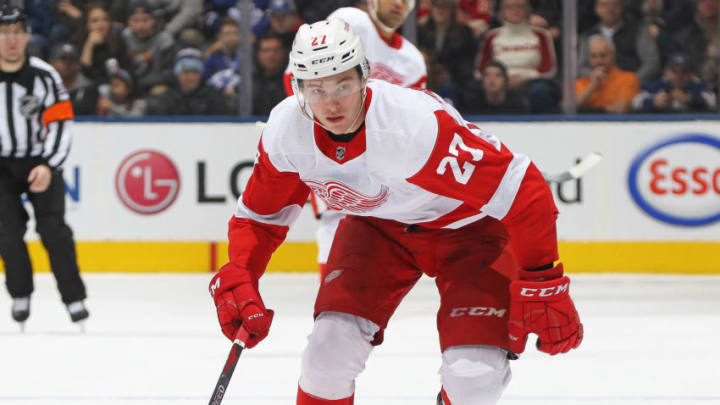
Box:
[440,346,511,405]
[299,312,379,400]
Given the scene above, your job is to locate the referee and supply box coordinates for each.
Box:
[0,5,88,328]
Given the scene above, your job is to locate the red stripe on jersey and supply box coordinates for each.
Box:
[372,21,404,50]
[312,88,373,164]
[476,29,499,74]
[503,162,559,269]
[242,138,311,216]
[283,72,294,96]
[534,29,556,76]
[409,75,428,89]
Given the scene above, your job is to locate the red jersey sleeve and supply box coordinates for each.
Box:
[406,110,558,269]
[227,137,311,279]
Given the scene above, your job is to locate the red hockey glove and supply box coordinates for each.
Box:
[209,263,274,348]
[508,263,583,356]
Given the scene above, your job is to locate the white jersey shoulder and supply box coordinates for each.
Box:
[329,7,426,88]
[363,80,444,178]
[262,96,315,173]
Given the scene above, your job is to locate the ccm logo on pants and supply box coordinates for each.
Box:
[449,307,507,317]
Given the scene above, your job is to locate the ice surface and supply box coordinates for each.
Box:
[1,273,719,404]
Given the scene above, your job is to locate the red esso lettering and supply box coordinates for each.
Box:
[649,159,668,194]
[649,158,720,195]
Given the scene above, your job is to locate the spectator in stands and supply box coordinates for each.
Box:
[77,3,128,83]
[122,1,176,95]
[294,0,356,24]
[632,53,717,113]
[25,0,52,57]
[476,0,559,113]
[576,34,640,114]
[641,0,673,64]
[252,31,288,115]
[455,0,493,38]
[672,0,719,93]
[145,48,234,115]
[51,1,87,44]
[97,68,146,116]
[457,60,529,114]
[263,0,304,49]
[49,42,99,115]
[527,0,562,40]
[151,0,204,38]
[418,0,476,85]
[578,0,660,86]
[204,17,242,94]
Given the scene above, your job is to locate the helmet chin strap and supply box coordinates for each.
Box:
[368,1,406,34]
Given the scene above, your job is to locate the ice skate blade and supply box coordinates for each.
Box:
[75,319,87,334]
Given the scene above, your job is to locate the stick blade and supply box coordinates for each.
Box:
[567,152,603,179]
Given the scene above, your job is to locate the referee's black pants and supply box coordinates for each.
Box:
[0,158,86,304]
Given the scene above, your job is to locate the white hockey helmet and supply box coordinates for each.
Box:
[289,18,369,81]
[368,0,416,33]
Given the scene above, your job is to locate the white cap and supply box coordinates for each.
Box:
[289,18,369,81]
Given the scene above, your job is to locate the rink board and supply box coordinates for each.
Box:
[1,119,719,274]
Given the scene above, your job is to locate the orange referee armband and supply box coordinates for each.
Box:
[42,100,74,129]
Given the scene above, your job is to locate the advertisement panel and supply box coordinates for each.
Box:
[12,120,719,273]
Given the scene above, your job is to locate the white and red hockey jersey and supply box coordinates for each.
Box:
[228,80,558,282]
[284,7,427,94]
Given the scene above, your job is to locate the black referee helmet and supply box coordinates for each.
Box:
[0,4,27,30]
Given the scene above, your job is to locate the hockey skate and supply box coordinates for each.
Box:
[66,300,89,332]
[11,297,30,332]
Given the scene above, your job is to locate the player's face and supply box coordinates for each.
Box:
[0,23,29,63]
[303,69,365,134]
[375,0,410,30]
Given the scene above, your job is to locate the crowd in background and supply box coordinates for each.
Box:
[15,0,720,116]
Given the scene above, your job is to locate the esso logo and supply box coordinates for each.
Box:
[628,134,720,226]
[115,150,181,215]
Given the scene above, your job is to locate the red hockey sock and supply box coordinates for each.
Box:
[440,388,452,405]
[297,386,354,404]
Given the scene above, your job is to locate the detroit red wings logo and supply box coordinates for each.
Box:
[305,179,390,213]
[369,62,406,85]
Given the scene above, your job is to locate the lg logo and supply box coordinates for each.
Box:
[115,150,181,215]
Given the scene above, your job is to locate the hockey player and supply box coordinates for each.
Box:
[284,0,427,273]
[210,19,582,405]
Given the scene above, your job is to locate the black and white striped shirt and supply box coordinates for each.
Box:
[0,56,74,169]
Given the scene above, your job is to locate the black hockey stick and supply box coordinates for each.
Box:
[208,328,250,405]
[542,152,603,183]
